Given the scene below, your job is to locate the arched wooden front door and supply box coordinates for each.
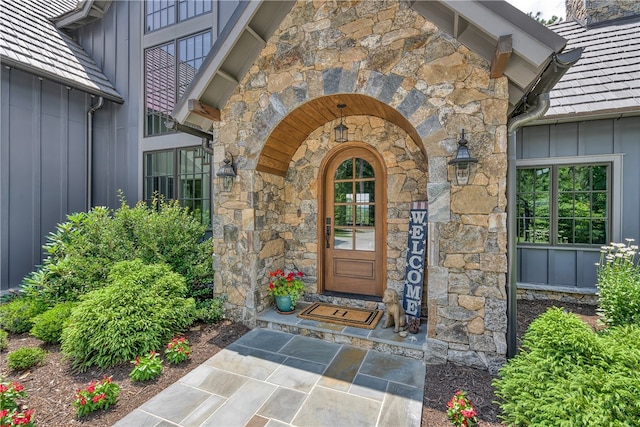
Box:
[320,143,386,297]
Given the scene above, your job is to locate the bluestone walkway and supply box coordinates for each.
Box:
[115,329,425,427]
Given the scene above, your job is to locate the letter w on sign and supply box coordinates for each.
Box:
[402,201,428,318]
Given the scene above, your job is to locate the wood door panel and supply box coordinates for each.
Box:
[333,258,375,279]
[322,144,385,297]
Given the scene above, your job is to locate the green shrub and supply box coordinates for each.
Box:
[493,308,640,426]
[0,298,47,334]
[0,329,8,351]
[7,347,47,370]
[596,240,640,326]
[195,296,226,324]
[30,302,76,344]
[61,260,196,371]
[21,196,214,306]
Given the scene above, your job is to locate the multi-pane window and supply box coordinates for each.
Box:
[144,147,211,226]
[145,31,212,136]
[333,158,376,251]
[146,0,212,32]
[517,163,610,246]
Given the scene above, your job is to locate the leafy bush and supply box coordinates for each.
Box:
[61,260,196,371]
[0,298,47,334]
[195,296,226,324]
[7,347,47,370]
[493,308,640,426]
[129,351,163,382]
[0,329,8,351]
[72,377,120,418]
[21,196,213,306]
[30,302,76,344]
[596,239,640,326]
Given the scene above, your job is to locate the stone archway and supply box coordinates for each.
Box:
[256,93,424,176]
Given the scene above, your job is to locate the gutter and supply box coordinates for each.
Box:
[87,96,104,211]
[505,48,583,358]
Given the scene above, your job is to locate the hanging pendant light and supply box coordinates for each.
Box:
[334,103,348,143]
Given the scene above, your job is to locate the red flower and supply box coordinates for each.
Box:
[79,397,87,405]
[11,409,33,425]
[11,382,24,392]
[465,409,477,418]
[297,271,304,277]
[92,393,106,403]
[86,381,96,394]
[179,337,185,343]
[0,409,8,417]
[0,384,8,393]
[269,283,274,289]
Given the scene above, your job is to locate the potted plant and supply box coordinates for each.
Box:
[268,268,305,313]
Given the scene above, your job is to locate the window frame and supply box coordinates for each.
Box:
[144,29,212,137]
[145,0,213,33]
[143,146,212,227]
[516,154,623,248]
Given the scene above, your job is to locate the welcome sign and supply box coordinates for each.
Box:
[402,201,428,318]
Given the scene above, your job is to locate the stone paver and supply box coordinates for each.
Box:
[115,329,425,427]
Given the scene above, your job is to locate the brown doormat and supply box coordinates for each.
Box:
[297,302,383,329]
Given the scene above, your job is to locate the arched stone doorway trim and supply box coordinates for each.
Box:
[256,93,424,176]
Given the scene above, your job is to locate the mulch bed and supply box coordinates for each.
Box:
[421,299,599,426]
[1,300,598,427]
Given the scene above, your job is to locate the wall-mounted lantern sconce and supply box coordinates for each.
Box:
[448,129,478,185]
[334,103,348,143]
[216,153,237,192]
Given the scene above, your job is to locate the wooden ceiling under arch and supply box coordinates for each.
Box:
[255,94,424,176]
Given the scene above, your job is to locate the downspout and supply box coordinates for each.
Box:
[506,48,583,358]
[87,96,104,211]
[506,93,550,358]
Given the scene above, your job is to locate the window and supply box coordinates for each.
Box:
[333,158,376,251]
[144,147,211,226]
[145,31,211,136]
[146,0,212,32]
[517,163,610,246]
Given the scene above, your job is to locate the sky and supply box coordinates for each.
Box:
[505,0,566,21]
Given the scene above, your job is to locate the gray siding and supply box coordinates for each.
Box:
[0,68,95,292]
[75,1,142,208]
[517,116,640,290]
[1,1,245,292]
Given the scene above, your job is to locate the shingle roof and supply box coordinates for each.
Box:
[0,0,123,103]
[544,16,640,120]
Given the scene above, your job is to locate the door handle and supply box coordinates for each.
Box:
[326,225,331,248]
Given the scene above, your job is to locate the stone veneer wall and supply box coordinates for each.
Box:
[212,0,509,371]
[566,0,640,26]
[285,117,428,302]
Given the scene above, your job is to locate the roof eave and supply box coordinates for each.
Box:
[2,57,124,104]
[409,0,568,114]
[533,107,640,125]
[172,0,296,128]
[52,0,112,30]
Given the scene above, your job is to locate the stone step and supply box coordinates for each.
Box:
[256,302,426,361]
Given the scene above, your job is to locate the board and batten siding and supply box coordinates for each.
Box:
[0,68,97,292]
[516,116,640,291]
[75,0,142,208]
